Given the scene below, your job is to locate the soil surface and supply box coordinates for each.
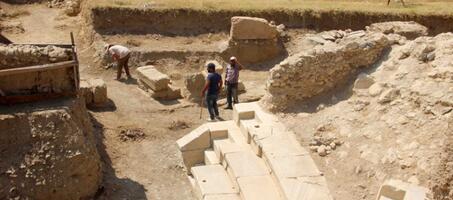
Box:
[2,1,451,200]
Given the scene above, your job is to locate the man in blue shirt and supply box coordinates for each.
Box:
[201,63,223,121]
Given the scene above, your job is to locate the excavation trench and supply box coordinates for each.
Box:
[91,7,453,36]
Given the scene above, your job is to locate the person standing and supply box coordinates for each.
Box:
[224,56,243,109]
[105,44,132,80]
[201,63,223,122]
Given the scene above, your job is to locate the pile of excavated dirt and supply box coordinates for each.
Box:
[0,98,102,200]
[278,31,453,200]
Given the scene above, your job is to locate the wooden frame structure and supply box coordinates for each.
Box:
[0,33,80,104]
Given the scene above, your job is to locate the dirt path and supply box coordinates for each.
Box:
[1,3,78,44]
[1,3,223,199]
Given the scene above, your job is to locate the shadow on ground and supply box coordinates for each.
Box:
[90,114,148,200]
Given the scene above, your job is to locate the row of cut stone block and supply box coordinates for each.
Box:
[178,102,333,200]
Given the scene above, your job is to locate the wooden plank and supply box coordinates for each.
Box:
[70,32,80,90]
[0,61,76,76]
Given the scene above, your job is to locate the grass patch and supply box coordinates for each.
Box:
[90,0,453,15]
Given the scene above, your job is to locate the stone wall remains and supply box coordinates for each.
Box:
[261,30,394,111]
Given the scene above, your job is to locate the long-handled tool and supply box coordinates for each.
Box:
[199,97,203,119]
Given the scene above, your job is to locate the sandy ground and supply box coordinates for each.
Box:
[4,2,451,200]
[0,3,231,199]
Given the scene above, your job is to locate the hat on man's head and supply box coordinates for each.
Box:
[104,44,110,53]
[230,56,237,61]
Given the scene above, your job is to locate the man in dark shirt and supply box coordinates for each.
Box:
[201,63,223,122]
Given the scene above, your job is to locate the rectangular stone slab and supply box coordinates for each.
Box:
[136,65,170,91]
[237,176,283,200]
[224,151,269,179]
[191,165,238,199]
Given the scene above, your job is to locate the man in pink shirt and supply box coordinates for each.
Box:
[224,56,243,109]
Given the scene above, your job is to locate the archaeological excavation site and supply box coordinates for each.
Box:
[0,0,452,200]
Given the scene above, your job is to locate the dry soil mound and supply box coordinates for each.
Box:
[0,98,102,200]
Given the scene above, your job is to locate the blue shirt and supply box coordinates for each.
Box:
[207,72,221,95]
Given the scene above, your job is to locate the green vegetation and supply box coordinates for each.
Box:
[92,0,453,15]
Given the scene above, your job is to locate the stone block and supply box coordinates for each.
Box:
[89,78,108,105]
[376,179,429,200]
[354,73,375,90]
[204,150,220,165]
[278,177,332,200]
[184,72,206,101]
[191,165,238,199]
[181,149,205,172]
[207,121,232,140]
[230,16,278,40]
[213,139,248,163]
[151,85,182,100]
[136,65,170,92]
[263,153,321,178]
[224,151,269,179]
[233,104,255,125]
[177,125,211,151]
[228,129,248,145]
[79,79,93,105]
[260,133,309,157]
[204,194,241,200]
[237,176,283,200]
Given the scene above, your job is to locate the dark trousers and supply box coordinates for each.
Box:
[117,54,131,79]
[206,94,219,120]
[226,83,238,107]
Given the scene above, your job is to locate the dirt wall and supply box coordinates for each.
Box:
[0,98,102,200]
[91,7,453,36]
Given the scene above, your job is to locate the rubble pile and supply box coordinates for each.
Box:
[262,30,394,111]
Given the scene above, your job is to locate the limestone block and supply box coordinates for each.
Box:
[237,176,283,200]
[233,104,255,124]
[230,16,278,40]
[151,85,182,100]
[239,119,257,139]
[228,129,248,145]
[79,79,93,105]
[207,121,231,140]
[177,125,211,151]
[184,72,205,101]
[224,151,270,179]
[213,139,247,163]
[89,78,108,105]
[204,150,220,165]
[191,165,238,199]
[181,149,205,172]
[204,194,241,200]
[354,73,375,90]
[263,153,322,178]
[279,177,333,200]
[136,65,170,92]
[376,179,429,200]
[260,133,309,157]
